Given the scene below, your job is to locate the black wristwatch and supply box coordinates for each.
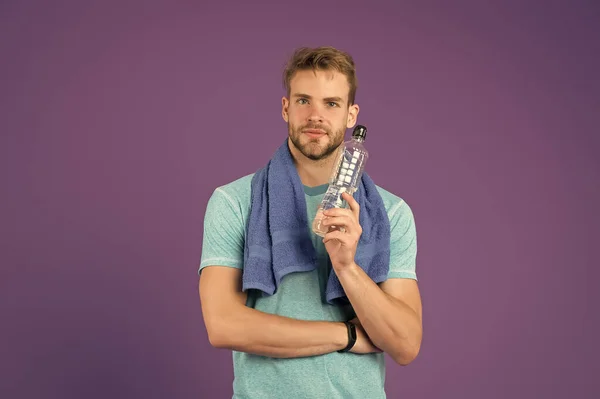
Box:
[338,321,357,353]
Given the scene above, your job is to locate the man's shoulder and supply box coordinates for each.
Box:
[208,173,255,210]
[214,172,255,196]
[374,184,412,217]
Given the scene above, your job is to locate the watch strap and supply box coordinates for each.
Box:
[338,321,357,353]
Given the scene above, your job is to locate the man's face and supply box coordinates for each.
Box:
[282,69,359,161]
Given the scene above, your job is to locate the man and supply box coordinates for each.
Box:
[198,46,422,398]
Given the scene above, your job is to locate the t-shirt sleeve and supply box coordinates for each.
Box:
[198,188,246,274]
[387,200,418,280]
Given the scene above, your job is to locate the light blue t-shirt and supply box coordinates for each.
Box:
[199,173,418,398]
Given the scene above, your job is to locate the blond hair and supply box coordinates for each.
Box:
[282,46,358,105]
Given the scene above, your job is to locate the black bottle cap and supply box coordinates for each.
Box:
[352,125,367,140]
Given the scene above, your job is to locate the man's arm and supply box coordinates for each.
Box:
[321,193,423,365]
[199,265,380,358]
[335,267,422,365]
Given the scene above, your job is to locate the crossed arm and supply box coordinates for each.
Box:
[335,264,423,365]
[200,266,344,358]
[198,265,422,365]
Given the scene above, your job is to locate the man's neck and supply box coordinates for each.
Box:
[288,139,339,187]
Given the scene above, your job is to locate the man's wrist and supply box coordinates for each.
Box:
[333,261,361,278]
[337,321,357,353]
[334,322,349,350]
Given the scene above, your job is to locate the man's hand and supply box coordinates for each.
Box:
[349,317,382,354]
[322,192,362,271]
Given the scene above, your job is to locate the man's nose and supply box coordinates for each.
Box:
[307,105,324,123]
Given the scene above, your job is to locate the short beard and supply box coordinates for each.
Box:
[288,122,345,161]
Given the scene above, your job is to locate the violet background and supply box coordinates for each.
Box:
[1,0,599,398]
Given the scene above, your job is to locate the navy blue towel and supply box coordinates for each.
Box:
[242,139,390,305]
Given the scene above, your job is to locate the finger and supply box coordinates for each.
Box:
[322,230,350,244]
[322,207,353,218]
[321,215,354,230]
[341,192,360,218]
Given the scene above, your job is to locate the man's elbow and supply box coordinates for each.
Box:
[391,340,421,366]
[207,329,228,349]
[393,350,419,366]
[205,319,232,349]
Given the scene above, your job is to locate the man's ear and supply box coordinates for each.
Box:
[282,97,289,122]
[346,103,360,128]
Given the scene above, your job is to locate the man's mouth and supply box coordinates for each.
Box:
[303,129,327,138]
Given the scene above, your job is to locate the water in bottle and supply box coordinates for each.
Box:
[312,124,369,237]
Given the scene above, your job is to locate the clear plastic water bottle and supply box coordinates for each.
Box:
[312,125,369,237]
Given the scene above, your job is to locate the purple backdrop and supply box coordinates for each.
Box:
[1,0,599,398]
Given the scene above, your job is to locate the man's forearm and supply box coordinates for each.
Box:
[336,263,422,365]
[209,305,348,358]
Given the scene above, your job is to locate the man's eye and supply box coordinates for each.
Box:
[328,102,338,107]
[298,99,308,104]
